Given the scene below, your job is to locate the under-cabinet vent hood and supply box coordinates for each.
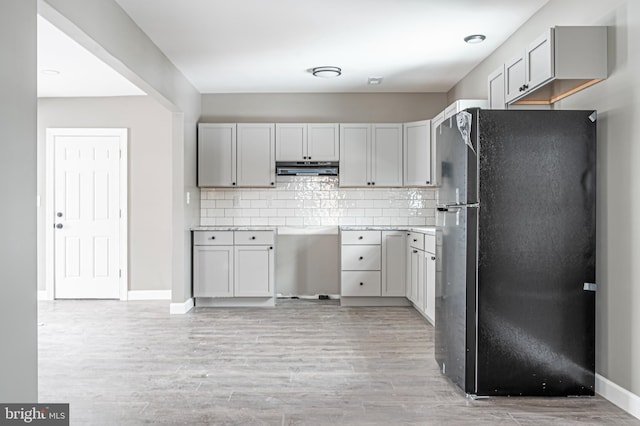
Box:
[276,161,339,176]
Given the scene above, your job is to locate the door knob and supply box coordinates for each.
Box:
[55,223,63,229]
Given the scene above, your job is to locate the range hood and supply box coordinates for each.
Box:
[276,161,339,176]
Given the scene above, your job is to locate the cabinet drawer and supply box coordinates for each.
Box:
[234,231,275,245]
[341,230,381,245]
[193,231,234,246]
[408,232,425,250]
[341,271,381,296]
[425,234,436,254]
[341,245,381,270]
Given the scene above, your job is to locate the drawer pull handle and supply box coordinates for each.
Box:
[359,256,364,260]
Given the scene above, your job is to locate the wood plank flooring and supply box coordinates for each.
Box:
[38,299,639,425]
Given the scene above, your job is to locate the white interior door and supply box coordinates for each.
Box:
[51,129,126,299]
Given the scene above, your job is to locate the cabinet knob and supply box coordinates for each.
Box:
[308,157,312,160]
[358,236,363,240]
[431,256,436,260]
[426,181,430,185]
[413,250,418,253]
[270,182,275,186]
[251,236,256,240]
[232,182,236,186]
[413,239,418,242]
[359,256,364,260]
[367,182,371,186]
[269,246,273,250]
[303,156,307,159]
[371,182,375,186]
[360,282,364,286]
[210,236,216,240]
[55,223,63,229]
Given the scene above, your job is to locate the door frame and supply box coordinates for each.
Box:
[45,128,128,300]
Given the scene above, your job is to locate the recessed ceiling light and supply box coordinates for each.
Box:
[311,66,342,78]
[41,69,61,76]
[367,77,383,85]
[464,34,486,44]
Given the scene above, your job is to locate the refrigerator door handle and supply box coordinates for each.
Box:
[437,203,479,212]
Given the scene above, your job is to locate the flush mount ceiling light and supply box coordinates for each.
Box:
[367,77,383,85]
[464,34,486,44]
[311,66,342,78]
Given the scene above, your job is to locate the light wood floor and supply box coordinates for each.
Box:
[38,299,639,425]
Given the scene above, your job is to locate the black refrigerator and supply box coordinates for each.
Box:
[434,109,596,397]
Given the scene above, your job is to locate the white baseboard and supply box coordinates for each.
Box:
[170,297,194,315]
[127,290,171,300]
[596,373,640,420]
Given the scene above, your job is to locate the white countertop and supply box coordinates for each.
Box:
[191,225,435,235]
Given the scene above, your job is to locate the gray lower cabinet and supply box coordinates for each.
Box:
[340,230,407,304]
[406,230,436,325]
[193,230,275,302]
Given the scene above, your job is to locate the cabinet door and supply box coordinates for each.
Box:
[237,124,276,187]
[403,120,432,186]
[193,245,234,297]
[408,248,420,305]
[417,250,426,314]
[371,124,403,187]
[526,28,554,90]
[276,123,306,161]
[307,123,339,161]
[234,245,274,297]
[488,65,506,110]
[198,123,236,187]
[425,251,436,324]
[505,54,526,103]
[382,231,405,296]
[339,124,370,187]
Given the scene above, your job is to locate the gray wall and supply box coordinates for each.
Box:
[37,96,173,292]
[201,93,447,122]
[449,0,640,398]
[40,0,202,304]
[0,0,37,402]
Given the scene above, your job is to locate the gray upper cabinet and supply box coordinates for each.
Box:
[403,120,432,186]
[198,123,237,187]
[237,124,276,187]
[198,123,275,188]
[339,124,402,187]
[488,65,506,110]
[276,123,339,162]
[502,26,607,105]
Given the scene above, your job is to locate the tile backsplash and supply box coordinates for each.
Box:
[200,176,436,227]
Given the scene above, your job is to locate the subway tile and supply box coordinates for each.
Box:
[224,209,241,217]
[408,217,427,226]
[268,217,286,226]
[382,208,400,217]
[277,208,294,217]
[285,217,304,226]
[259,208,278,217]
[216,199,233,208]
[215,218,234,226]
[276,191,295,200]
[285,200,304,209]
[242,208,260,217]
[356,217,374,226]
[200,200,215,209]
[321,200,338,209]
[233,218,251,226]
[356,199,374,208]
[390,217,410,226]
[374,217,392,226]
[208,209,225,217]
[338,217,357,226]
[320,217,339,226]
[250,200,269,208]
[338,200,358,209]
[200,218,216,226]
[346,208,365,217]
[365,208,382,217]
[250,217,269,226]
[269,200,287,208]
[303,217,322,226]
[242,191,261,200]
[303,199,322,209]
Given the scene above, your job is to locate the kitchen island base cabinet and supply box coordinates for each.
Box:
[192,230,275,307]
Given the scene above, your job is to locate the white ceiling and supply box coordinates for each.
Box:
[37,16,145,98]
[39,0,551,96]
